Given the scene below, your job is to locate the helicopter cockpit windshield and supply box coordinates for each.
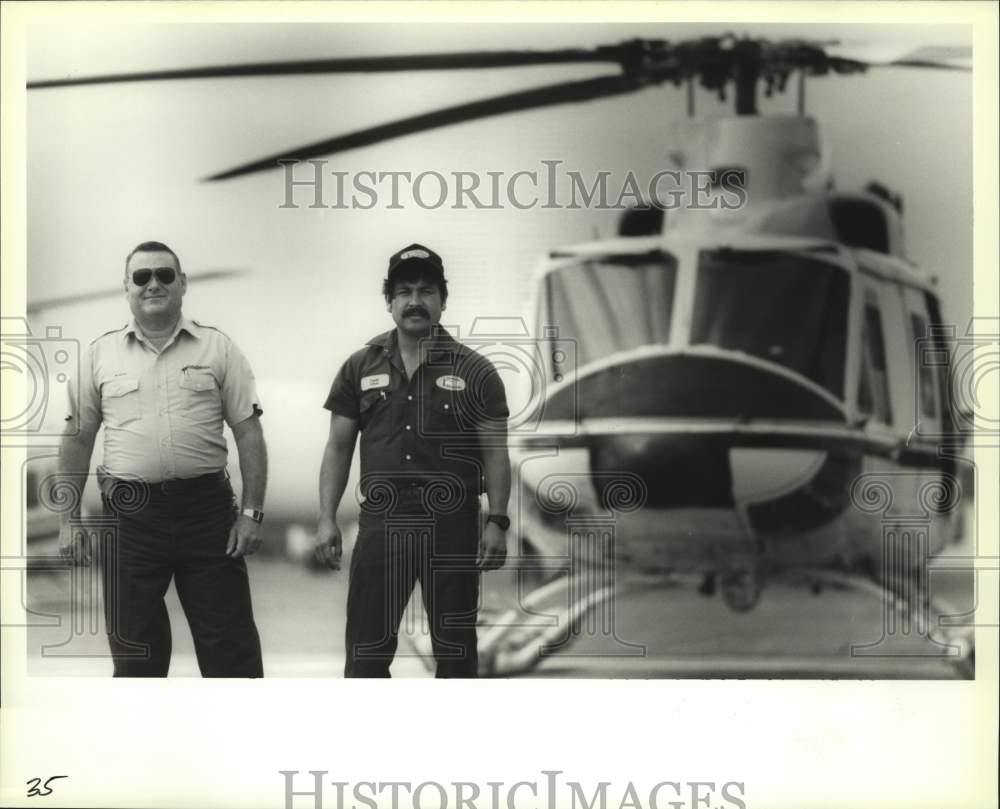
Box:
[543,250,678,369]
[540,247,849,401]
[691,249,850,398]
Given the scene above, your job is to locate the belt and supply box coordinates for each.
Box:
[361,481,479,515]
[100,469,229,498]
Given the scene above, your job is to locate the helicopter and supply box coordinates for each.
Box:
[19,32,978,677]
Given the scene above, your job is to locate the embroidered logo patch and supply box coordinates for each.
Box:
[361,373,390,391]
[436,375,466,391]
[400,248,430,260]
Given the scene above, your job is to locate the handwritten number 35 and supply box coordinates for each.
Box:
[26,776,67,797]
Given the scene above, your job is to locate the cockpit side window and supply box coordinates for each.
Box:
[924,292,956,437]
[909,312,937,418]
[858,293,893,425]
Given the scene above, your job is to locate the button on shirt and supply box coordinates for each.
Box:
[324,328,508,501]
[69,317,262,482]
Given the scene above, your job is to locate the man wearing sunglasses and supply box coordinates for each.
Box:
[57,240,266,677]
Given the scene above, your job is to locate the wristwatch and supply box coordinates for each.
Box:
[241,508,265,523]
[486,513,510,531]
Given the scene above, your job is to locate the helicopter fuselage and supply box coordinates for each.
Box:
[509,224,964,612]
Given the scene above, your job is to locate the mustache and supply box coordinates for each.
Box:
[402,306,430,318]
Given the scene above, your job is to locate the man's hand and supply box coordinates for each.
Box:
[58,522,91,566]
[315,518,343,570]
[226,514,263,558]
[477,522,507,571]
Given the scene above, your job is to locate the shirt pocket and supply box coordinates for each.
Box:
[178,366,222,420]
[101,377,141,427]
[427,388,465,436]
[359,389,391,440]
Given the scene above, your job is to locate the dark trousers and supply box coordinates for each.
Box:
[345,507,481,678]
[100,477,263,677]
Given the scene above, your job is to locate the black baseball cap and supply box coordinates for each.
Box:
[386,243,445,281]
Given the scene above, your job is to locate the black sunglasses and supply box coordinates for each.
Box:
[131,268,177,286]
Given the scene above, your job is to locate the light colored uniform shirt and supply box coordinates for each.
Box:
[69,316,262,482]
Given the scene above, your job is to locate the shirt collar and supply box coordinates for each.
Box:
[365,329,396,351]
[365,326,456,353]
[124,315,199,345]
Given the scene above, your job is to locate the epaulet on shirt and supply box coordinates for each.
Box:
[90,323,129,345]
[190,320,231,340]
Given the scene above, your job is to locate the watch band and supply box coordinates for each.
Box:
[486,513,510,531]
[241,507,265,523]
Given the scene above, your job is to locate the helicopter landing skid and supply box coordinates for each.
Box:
[477,574,671,677]
[475,567,974,678]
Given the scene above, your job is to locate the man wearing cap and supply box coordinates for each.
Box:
[316,243,510,677]
[57,240,266,677]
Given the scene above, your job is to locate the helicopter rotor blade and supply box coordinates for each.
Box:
[27,45,633,90]
[874,58,971,72]
[825,42,971,72]
[205,73,650,182]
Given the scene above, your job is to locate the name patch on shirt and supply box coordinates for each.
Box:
[436,375,466,391]
[361,373,390,391]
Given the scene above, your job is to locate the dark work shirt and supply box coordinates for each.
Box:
[324,328,508,503]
